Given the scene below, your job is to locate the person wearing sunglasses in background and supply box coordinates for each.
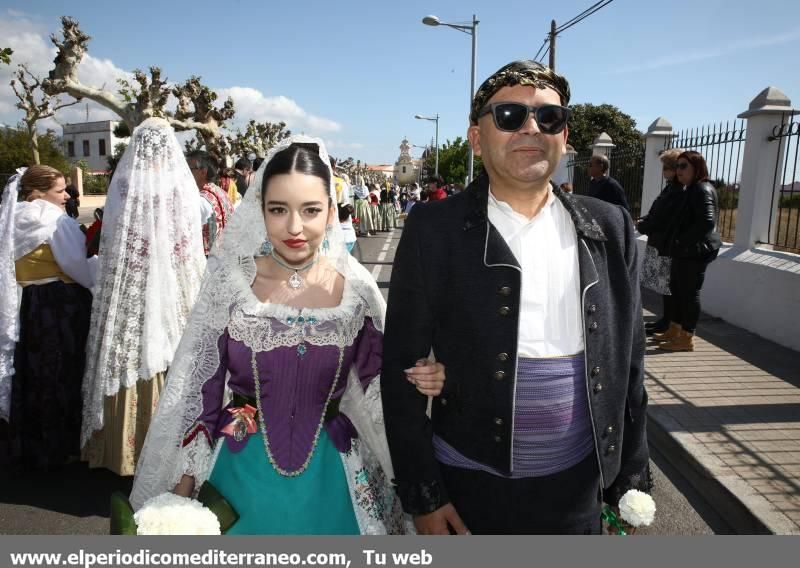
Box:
[382,60,651,534]
[653,150,720,352]
[587,154,630,212]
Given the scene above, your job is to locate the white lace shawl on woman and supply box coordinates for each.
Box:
[80,118,206,446]
[131,136,397,532]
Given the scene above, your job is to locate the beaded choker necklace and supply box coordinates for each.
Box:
[270,251,319,289]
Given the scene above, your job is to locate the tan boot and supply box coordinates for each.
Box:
[659,329,695,352]
[652,322,681,342]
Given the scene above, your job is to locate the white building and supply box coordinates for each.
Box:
[393,138,419,185]
[62,120,126,173]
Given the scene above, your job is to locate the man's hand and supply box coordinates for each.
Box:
[172,474,195,498]
[405,359,446,397]
[413,503,470,535]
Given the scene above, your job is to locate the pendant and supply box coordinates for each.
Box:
[288,271,302,289]
[232,417,248,442]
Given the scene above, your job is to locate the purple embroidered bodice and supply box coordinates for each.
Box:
[187,316,382,473]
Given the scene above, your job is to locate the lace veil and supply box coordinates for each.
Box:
[0,169,25,421]
[81,118,207,446]
[130,135,389,509]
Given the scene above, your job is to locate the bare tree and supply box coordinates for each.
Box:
[11,64,79,164]
[227,120,291,159]
[42,16,235,163]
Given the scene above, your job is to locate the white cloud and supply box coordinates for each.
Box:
[0,10,343,143]
[0,11,131,131]
[613,27,800,74]
[218,87,342,134]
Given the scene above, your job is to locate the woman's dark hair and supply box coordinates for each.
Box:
[252,157,264,171]
[261,143,331,209]
[338,203,354,222]
[677,150,710,184]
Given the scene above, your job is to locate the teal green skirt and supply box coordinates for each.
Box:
[208,430,359,535]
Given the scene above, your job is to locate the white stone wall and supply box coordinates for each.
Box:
[636,236,800,352]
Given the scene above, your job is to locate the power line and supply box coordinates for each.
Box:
[533,38,549,62]
[539,45,551,64]
[556,0,614,35]
[555,0,607,32]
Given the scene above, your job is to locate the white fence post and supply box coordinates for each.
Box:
[592,132,615,160]
[641,118,674,217]
[735,87,798,248]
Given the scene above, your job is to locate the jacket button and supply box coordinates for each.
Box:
[589,321,598,332]
[606,424,615,434]
[606,444,617,454]
[494,417,503,426]
[498,306,511,316]
[593,383,603,393]
[498,286,512,296]
[493,370,506,381]
[440,398,448,406]
[591,366,601,377]
[588,304,597,314]
[493,435,502,443]
[497,352,509,362]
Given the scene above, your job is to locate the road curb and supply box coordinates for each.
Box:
[647,408,797,534]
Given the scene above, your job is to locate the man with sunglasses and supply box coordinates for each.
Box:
[383,60,650,534]
[588,154,630,212]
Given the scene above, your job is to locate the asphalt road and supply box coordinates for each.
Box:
[0,220,733,535]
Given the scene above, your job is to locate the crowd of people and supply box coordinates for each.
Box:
[0,58,721,535]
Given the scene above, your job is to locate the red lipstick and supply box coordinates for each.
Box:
[283,239,307,249]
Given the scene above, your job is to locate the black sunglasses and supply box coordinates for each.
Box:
[478,102,571,134]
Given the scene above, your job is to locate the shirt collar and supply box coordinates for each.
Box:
[488,185,557,224]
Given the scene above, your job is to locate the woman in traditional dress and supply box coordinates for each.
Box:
[0,166,97,468]
[352,181,372,237]
[130,136,445,534]
[379,186,397,231]
[81,118,206,476]
[368,184,381,232]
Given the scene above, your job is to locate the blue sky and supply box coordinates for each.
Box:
[2,0,799,164]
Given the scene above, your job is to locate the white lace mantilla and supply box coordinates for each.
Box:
[80,118,206,447]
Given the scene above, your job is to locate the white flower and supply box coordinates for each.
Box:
[134,493,221,535]
[618,489,656,527]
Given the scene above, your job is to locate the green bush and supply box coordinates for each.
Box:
[778,192,800,209]
[82,172,110,195]
[718,188,739,210]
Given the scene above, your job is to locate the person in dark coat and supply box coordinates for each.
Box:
[653,150,720,352]
[637,148,686,335]
[382,60,650,535]
[587,154,630,212]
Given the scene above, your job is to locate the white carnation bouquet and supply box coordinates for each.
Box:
[133,493,221,535]
[602,489,656,535]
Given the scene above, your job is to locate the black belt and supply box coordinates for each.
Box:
[232,392,341,423]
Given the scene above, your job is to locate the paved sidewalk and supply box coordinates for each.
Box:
[642,289,800,534]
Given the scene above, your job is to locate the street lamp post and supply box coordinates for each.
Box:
[414,114,439,179]
[422,13,479,184]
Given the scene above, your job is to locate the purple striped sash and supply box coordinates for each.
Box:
[434,353,594,478]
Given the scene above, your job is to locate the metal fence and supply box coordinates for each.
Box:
[567,150,593,195]
[610,143,645,219]
[767,114,800,253]
[665,120,747,243]
[567,145,645,218]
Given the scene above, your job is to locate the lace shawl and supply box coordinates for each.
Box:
[80,118,206,446]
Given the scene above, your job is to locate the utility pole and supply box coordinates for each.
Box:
[549,20,557,70]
